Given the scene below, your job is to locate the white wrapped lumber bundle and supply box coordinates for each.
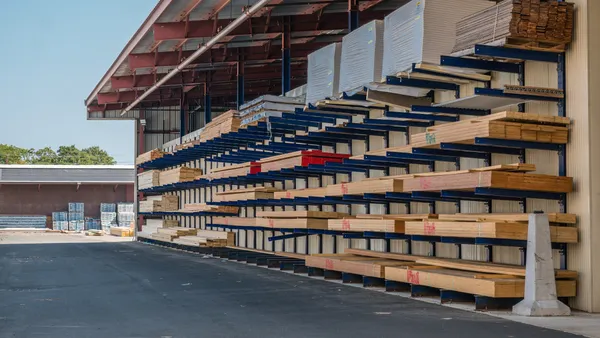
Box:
[159,167,203,185]
[136,149,165,165]
[214,187,281,202]
[181,203,239,214]
[306,43,342,104]
[239,95,305,126]
[200,110,240,142]
[285,84,307,99]
[410,111,570,147]
[139,195,179,213]
[138,171,160,189]
[382,0,494,77]
[339,20,385,93]
[452,0,575,53]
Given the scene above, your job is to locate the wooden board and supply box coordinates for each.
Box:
[356,214,436,220]
[217,187,280,195]
[159,167,203,185]
[156,227,198,236]
[214,191,277,202]
[136,149,165,165]
[274,187,327,199]
[180,204,239,214]
[326,179,404,196]
[328,219,405,233]
[196,229,235,246]
[256,210,349,219]
[437,213,577,224]
[306,255,415,278]
[404,220,578,243]
[225,246,307,260]
[351,145,413,160]
[257,218,329,230]
[137,170,160,189]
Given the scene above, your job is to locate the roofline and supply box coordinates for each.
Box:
[84,0,173,107]
[0,165,135,169]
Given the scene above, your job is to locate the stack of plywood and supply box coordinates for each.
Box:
[139,195,179,213]
[410,111,570,148]
[453,0,575,53]
[208,162,261,179]
[159,167,203,186]
[173,229,236,247]
[181,203,239,215]
[136,149,165,165]
[239,95,305,126]
[259,150,350,172]
[137,171,160,190]
[404,213,578,242]
[200,110,240,142]
[328,214,434,233]
[215,187,281,202]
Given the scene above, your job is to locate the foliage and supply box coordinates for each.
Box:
[0,144,116,165]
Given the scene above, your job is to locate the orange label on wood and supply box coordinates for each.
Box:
[224,219,229,225]
[423,221,436,235]
[419,177,432,189]
[341,183,349,194]
[407,270,420,285]
[268,219,275,228]
[341,219,351,230]
[325,259,334,270]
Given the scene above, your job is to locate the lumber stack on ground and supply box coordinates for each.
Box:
[410,111,570,148]
[453,0,575,53]
[137,170,160,189]
[200,110,241,142]
[139,195,179,213]
[256,210,348,219]
[159,167,203,185]
[196,229,235,246]
[136,149,165,165]
[214,187,281,202]
[181,203,239,214]
[273,187,327,199]
[259,150,349,172]
[306,254,414,278]
[208,162,261,179]
[110,227,133,237]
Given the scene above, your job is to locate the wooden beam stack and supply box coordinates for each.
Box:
[150,227,198,242]
[273,187,327,199]
[328,214,434,233]
[200,110,241,142]
[181,203,239,215]
[172,229,235,247]
[214,187,281,202]
[259,150,350,172]
[257,211,348,219]
[137,170,160,190]
[135,149,165,165]
[139,195,179,213]
[159,167,203,185]
[453,0,575,53]
[208,162,261,179]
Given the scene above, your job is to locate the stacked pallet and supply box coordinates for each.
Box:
[139,195,179,213]
[150,227,197,242]
[136,149,165,165]
[238,95,305,126]
[411,111,570,148]
[181,203,239,215]
[173,229,236,247]
[328,214,434,233]
[453,0,575,53]
[200,110,240,142]
[208,162,261,179]
[259,150,350,172]
[214,187,281,202]
[137,171,160,189]
[405,213,578,242]
[159,167,203,186]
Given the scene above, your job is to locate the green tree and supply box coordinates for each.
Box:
[0,144,31,164]
[0,144,116,165]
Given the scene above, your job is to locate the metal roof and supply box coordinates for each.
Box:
[85,0,406,115]
[0,165,135,184]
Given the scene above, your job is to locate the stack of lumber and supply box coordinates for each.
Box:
[173,229,235,247]
[307,254,412,278]
[411,111,570,148]
[256,211,337,229]
[208,162,261,179]
[175,140,200,151]
[351,145,413,160]
[259,150,350,172]
[213,217,263,227]
[110,227,133,237]
[326,178,404,196]
[405,213,577,242]
[215,215,328,229]
[137,171,160,190]
[328,214,434,233]
[200,110,240,142]
[150,227,198,242]
[139,195,179,213]
[453,0,575,53]
[181,204,239,214]
[256,211,348,219]
[273,187,327,199]
[214,187,281,202]
[136,149,165,165]
[158,167,203,186]
[238,95,305,126]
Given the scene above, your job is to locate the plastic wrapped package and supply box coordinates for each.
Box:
[339,21,384,94]
[382,0,495,78]
[285,84,307,99]
[306,43,342,104]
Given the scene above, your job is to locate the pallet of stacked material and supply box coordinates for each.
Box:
[117,203,134,214]
[137,171,160,189]
[159,167,203,185]
[239,95,305,126]
[256,210,349,219]
[410,111,570,147]
[306,43,342,104]
[339,20,385,93]
[209,162,261,179]
[110,227,133,237]
[68,203,84,213]
[200,110,240,142]
[452,0,575,54]
[273,187,327,199]
[328,218,405,233]
[382,0,494,78]
[181,204,239,214]
[100,203,116,213]
[326,178,404,196]
[306,254,416,278]
[139,195,179,213]
[405,219,577,243]
[214,187,280,202]
[151,232,176,242]
[257,218,329,230]
[385,266,576,298]
[136,148,165,165]
[259,150,350,172]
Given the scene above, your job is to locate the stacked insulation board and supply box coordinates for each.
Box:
[306,43,342,104]
[239,95,305,126]
[339,20,384,93]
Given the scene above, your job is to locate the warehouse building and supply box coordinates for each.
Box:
[84,0,600,314]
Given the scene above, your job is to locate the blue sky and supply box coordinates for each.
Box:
[0,0,156,164]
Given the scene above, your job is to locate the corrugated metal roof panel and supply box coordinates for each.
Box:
[0,166,135,184]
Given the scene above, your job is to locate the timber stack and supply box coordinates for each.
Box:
[139,195,179,213]
[150,227,198,242]
[238,95,305,126]
[136,148,165,165]
[208,161,261,179]
[214,187,281,202]
[181,203,239,215]
[173,230,235,247]
[158,167,203,185]
[200,110,240,142]
[259,150,350,172]
[453,0,575,53]
[137,170,160,189]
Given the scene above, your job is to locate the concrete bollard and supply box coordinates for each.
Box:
[512,213,571,316]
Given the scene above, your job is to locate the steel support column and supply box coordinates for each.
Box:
[348,0,359,32]
[237,53,245,110]
[180,94,187,140]
[282,16,292,94]
[204,83,212,125]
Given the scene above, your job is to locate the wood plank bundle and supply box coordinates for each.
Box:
[181,203,239,214]
[437,213,576,224]
[173,235,229,247]
[137,171,160,190]
[156,227,198,237]
[328,219,405,233]
[158,167,203,186]
[273,187,327,199]
[259,150,350,172]
[410,111,570,148]
[326,179,404,196]
[139,195,179,213]
[214,217,263,227]
[214,187,280,202]
[452,0,575,53]
[306,254,413,278]
[175,140,200,151]
[136,149,165,165]
[350,145,413,160]
[110,227,133,237]
[256,210,348,219]
[200,110,241,142]
[208,162,261,179]
[196,229,235,246]
[404,220,578,243]
[257,218,329,230]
